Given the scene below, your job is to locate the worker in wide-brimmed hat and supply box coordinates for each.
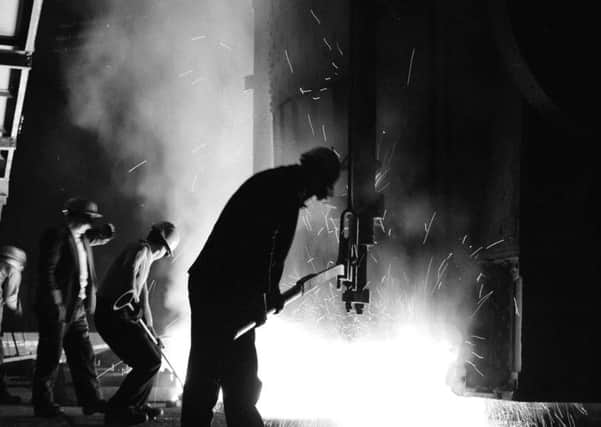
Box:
[96,221,180,425]
[32,198,115,418]
[0,245,26,404]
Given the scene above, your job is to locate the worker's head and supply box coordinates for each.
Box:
[62,197,102,233]
[147,221,180,259]
[0,245,27,271]
[299,147,341,201]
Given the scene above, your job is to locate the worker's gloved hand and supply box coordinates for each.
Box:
[252,295,268,327]
[266,291,285,314]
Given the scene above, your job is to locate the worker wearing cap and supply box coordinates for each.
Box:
[32,198,115,417]
[182,147,341,427]
[95,221,180,425]
[0,245,26,404]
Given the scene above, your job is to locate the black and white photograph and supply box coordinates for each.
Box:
[0,1,598,426]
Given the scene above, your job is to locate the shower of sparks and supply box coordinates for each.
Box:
[307,113,315,136]
[127,160,147,173]
[323,37,332,51]
[407,47,416,87]
[423,211,437,244]
[191,35,206,40]
[178,70,193,78]
[321,124,327,142]
[218,41,232,50]
[485,239,505,250]
[309,9,321,24]
[336,41,344,56]
[284,49,294,73]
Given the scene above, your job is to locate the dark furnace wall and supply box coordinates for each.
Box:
[256,0,599,402]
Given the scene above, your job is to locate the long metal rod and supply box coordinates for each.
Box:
[235,264,345,339]
[137,319,185,389]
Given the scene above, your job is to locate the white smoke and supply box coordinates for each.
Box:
[64,0,254,342]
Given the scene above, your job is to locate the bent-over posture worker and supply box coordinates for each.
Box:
[0,245,26,404]
[95,221,180,426]
[181,147,341,427]
[32,198,115,417]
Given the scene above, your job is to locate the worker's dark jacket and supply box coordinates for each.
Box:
[188,165,303,315]
[35,225,113,319]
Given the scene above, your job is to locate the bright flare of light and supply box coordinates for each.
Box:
[256,317,491,427]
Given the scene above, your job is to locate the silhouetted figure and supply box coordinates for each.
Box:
[96,222,180,425]
[0,245,26,404]
[32,198,115,417]
[181,147,341,427]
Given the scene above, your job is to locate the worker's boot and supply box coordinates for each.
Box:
[139,403,163,420]
[104,406,148,425]
[0,388,21,404]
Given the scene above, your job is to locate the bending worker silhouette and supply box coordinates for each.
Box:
[181,147,341,427]
[95,222,180,425]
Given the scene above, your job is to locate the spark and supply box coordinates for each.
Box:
[191,76,206,85]
[479,283,484,299]
[317,227,324,236]
[485,239,505,250]
[331,61,339,69]
[307,113,315,136]
[178,70,193,78]
[321,124,327,142]
[406,47,415,87]
[514,297,521,316]
[422,211,437,244]
[284,49,294,73]
[322,37,332,51]
[127,160,147,173]
[320,87,328,92]
[312,96,321,101]
[218,41,232,50]
[191,35,206,40]
[299,87,312,95]
[324,76,332,81]
[191,144,207,153]
[470,246,484,258]
[370,253,378,264]
[465,360,485,377]
[462,234,468,244]
[476,273,485,282]
[471,290,494,318]
[471,351,484,360]
[309,9,321,24]
[336,41,344,56]
[331,147,341,158]
[471,335,486,340]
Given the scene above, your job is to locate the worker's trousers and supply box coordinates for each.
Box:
[94,299,161,410]
[181,299,264,427]
[32,301,102,407]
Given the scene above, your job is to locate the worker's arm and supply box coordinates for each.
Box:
[3,270,22,312]
[87,223,116,246]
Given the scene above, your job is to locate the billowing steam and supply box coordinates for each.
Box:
[64,0,254,358]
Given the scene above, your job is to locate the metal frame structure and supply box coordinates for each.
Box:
[0,0,43,219]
